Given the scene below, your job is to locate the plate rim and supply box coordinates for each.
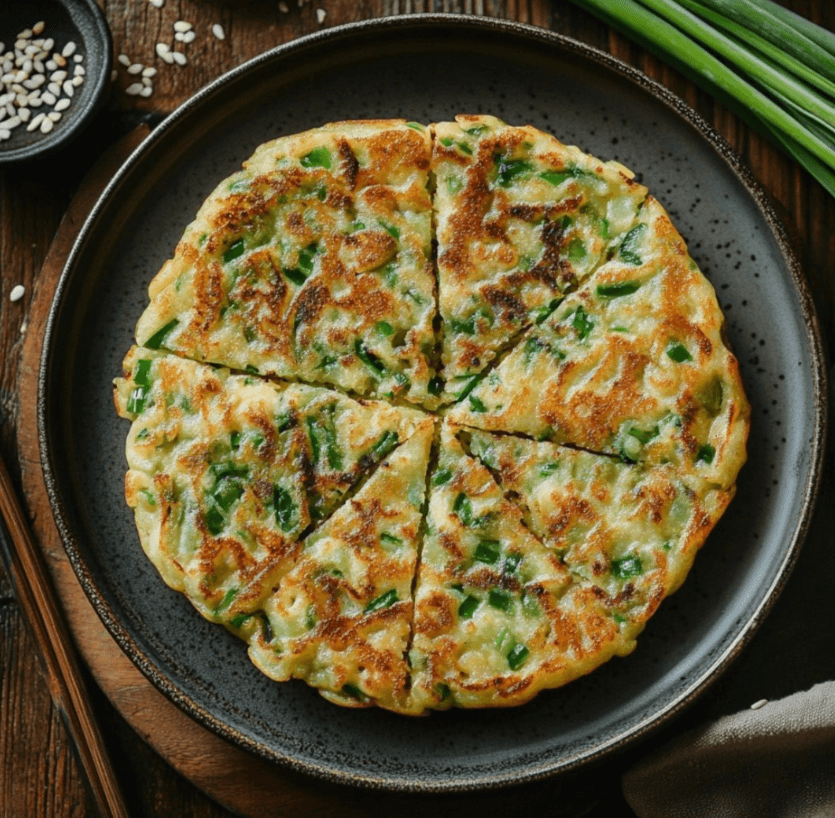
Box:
[37,13,829,792]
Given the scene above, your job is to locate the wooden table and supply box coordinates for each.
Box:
[1,2,832,816]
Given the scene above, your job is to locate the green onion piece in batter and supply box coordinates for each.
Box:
[365,588,399,613]
[428,376,444,396]
[380,532,402,545]
[222,239,245,265]
[617,223,646,265]
[215,587,238,614]
[504,553,522,573]
[306,418,322,465]
[488,589,513,612]
[468,395,487,413]
[696,443,716,464]
[283,267,308,286]
[458,595,479,620]
[405,122,424,131]
[667,341,693,362]
[273,485,296,532]
[378,221,400,240]
[455,373,482,402]
[612,556,643,579]
[144,318,179,350]
[571,306,594,340]
[495,155,534,187]
[474,539,500,565]
[376,321,394,336]
[371,430,399,459]
[453,492,473,526]
[127,386,149,414]
[134,359,152,386]
[597,281,641,298]
[568,238,587,261]
[300,147,332,169]
[433,468,453,486]
[354,340,387,378]
[507,642,530,670]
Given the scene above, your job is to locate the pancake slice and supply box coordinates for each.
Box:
[114,346,430,624]
[135,120,438,407]
[407,422,575,711]
[432,114,648,401]
[448,196,750,490]
[466,430,734,640]
[245,421,434,714]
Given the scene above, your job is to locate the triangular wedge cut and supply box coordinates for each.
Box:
[243,422,434,714]
[432,114,648,401]
[114,346,430,624]
[466,429,735,640]
[448,196,750,491]
[134,120,439,408]
[408,421,583,712]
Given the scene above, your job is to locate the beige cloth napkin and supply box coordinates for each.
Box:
[622,680,835,817]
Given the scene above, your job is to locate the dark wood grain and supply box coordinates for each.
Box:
[1,1,833,816]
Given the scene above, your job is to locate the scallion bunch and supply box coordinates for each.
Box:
[568,0,835,196]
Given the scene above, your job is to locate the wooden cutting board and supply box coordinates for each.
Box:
[14,127,602,818]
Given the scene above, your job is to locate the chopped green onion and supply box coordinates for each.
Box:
[507,642,529,671]
[406,122,424,131]
[144,318,179,350]
[273,485,296,532]
[365,588,398,613]
[378,221,400,240]
[612,556,643,579]
[453,492,473,526]
[371,430,399,459]
[340,683,365,700]
[300,147,332,169]
[474,539,500,565]
[495,154,533,187]
[539,462,560,476]
[433,468,453,486]
[215,587,238,613]
[504,553,523,573]
[376,320,394,336]
[488,589,513,612]
[696,443,716,464]
[468,395,487,413]
[571,306,594,340]
[458,595,479,619]
[230,431,241,450]
[127,386,150,414]
[380,532,402,545]
[283,267,308,286]
[667,341,693,362]
[354,340,387,378]
[428,375,444,396]
[597,281,641,298]
[567,238,587,261]
[222,239,245,265]
[134,359,152,386]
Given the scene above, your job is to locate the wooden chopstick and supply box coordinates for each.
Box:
[0,451,130,818]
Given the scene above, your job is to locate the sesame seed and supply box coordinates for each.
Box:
[27,112,45,130]
[149,0,164,7]
[47,81,60,95]
[10,285,25,302]
[127,63,143,74]
[50,69,67,81]
[71,75,83,87]
[0,128,9,140]
[45,59,57,70]
[110,69,118,83]
[61,42,76,58]
[4,115,21,129]
[125,83,144,96]
[43,38,54,52]
[141,67,157,77]
[141,76,153,87]
[140,86,153,98]
[27,96,42,108]
[54,53,66,67]
[172,51,187,66]
[41,91,56,105]
[32,21,45,35]
[279,2,289,12]
[118,54,131,66]
[74,65,85,76]
[212,23,226,40]
[47,111,61,122]
[174,32,185,43]
[18,29,33,41]
[750,699,768,710]
[173,21,192,32]
[155,42,170,57]
[18,108,29,121]
[40,116,53,133]
[182,31,196,43]
[54,98,70,111]
[161,51,174,65]
[62,80,75,96]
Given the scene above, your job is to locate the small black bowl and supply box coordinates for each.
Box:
[0,0,111,164]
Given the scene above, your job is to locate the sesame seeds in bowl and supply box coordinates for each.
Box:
[0,0,111,164]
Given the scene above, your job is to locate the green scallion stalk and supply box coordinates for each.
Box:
[750,0,835,59]
[567,0,835,194]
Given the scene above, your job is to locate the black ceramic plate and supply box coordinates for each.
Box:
[40,16,827,791]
